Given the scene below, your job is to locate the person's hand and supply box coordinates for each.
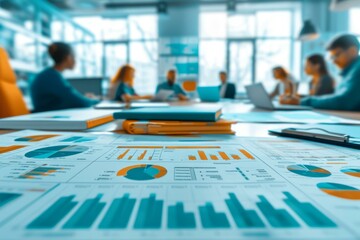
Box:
[85,93,100,100]
[280,95,300,105]
[178,94,188,101]
[142,95,154,100]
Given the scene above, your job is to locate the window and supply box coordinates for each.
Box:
[256,11,292,37]
[200,6,300,93]
[199,40,226,86]
[227,14,256,38]
[350,8,360,35]
[130,41,158,94]
[73,15,158,94]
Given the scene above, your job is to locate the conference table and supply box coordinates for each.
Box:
[0,100,359,240]
[83,99,360,137]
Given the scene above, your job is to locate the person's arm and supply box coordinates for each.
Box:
[175,85,188,101]
[115,85,152,102]
[269,83,280,99]
[301,76,360,110]
[124,94,153,101]
[156,84,161,94]
[50,74,99,108]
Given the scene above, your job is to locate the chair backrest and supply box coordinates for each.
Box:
[182,80,197,92]
[0,47,29,118]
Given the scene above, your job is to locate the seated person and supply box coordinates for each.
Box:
[112,64,153,102]
[282,34,360,111]
[269,66,297,100]
[305,54,335,96]
[156,69,187,101]
[30,42,99,112]
[219,71,236,99]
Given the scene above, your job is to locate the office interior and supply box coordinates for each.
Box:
[0,0,360,240]
[1,0,358,103]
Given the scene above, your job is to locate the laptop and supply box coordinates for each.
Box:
[245,83,312,110]
[151,90,175,102]
[198,86,220,102]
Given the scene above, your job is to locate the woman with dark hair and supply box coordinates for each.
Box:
[269,66,297,100]
[305,54,335,96]
[30,42,99,112]
[111,64,152,102]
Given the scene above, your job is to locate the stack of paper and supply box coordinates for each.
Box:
[122,119,236,135]
[0,109,114,130]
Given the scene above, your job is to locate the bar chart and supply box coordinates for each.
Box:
[0,145,26,154]
[23,184,339,234]
[18,166,64,179]
[0,182,55,226]
[114,145,256,162]
[0,162,88,182]
[0,192,22,208]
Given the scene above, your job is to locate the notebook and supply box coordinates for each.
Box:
[113,106,222,122]
[0,108,114,130]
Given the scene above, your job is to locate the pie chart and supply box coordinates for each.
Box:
[341,168,360,178]
[287,164,331,178]
[317,182,360,200]
[25,145,89,159]
[117,164,167,181]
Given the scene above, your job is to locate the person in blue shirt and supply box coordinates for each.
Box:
[219,71,236,99]
[112,64,153,102]
[156,69,188,101]
[30,42,99,112]
[282,34,360,111]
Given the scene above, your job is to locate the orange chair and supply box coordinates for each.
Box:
[182,80,197,92]
[0,47,29,118]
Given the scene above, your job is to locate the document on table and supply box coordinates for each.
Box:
[0,130,359,239]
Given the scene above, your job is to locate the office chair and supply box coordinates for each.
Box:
[182,80,197,92]
[0,47,29,118]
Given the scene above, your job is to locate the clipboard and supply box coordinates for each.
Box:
[269,127,360,150]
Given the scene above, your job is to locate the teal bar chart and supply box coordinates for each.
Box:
[256,195,300,228]
[199,202,230,228]
[283,192,337,227]
[0,192,22,208]
[225,193,265,228]
[168,202,196,229]
[63,194,105,229]
[99,194,136,229]
[27,195,78,229]
[133,194,163,229]
[24,191,339,231]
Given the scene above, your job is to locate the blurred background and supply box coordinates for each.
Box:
[0,0,359,97]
